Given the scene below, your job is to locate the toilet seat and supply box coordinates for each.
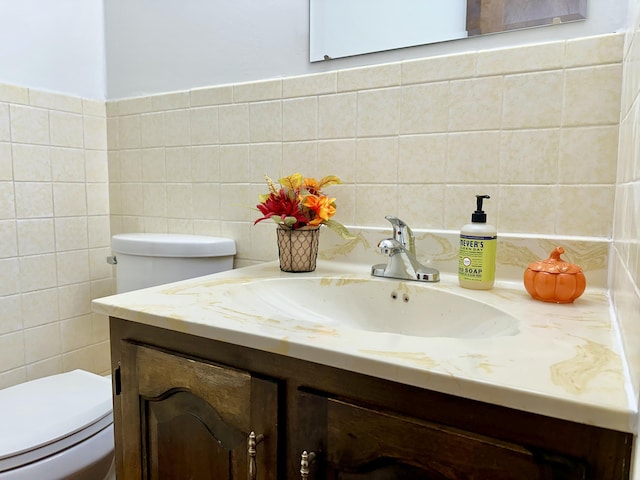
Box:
[0,370,113,472]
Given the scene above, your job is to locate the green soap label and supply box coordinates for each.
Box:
[458,235,497,282]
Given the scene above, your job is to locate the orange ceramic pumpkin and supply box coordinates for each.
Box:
[523,246,586,304]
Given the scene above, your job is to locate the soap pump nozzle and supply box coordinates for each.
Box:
[472,195,490,223]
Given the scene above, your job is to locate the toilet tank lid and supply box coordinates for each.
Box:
[112,233,236,257]
[0,370,112,461]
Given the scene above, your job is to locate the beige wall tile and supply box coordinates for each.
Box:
[500,129,560,184]
[402,52,475,85]
[10,105,49,145]
[58,283,91,320]
[338,63,401,92]
[220,145,249,182]
[250,101,282,143]
[118,115,141,148]
[497,186,556,234]
[0,220,17,258]
[0,143,12,180]
[249,143,281,183]
[317,139,356,184]
[356,137,398,183]
[398,184,445,229]
[192,145,220,182]
[0,295,21,335]
[86,183,110,215]
[190,106,219,145]
[61,315,94,353]
[143,183,167,217]
[283,72,337,98]
[354,184,397,226]
[502,71,563,129]
[50,111,84,148]
[29,90,82,113]
[0,258,19,295]
[119,149,142,182]
[219,103,250,144]
[15,182,53,218]
[0,83,28,104]
[401,83,449,134]
[150,91,189,112]
[20,254,57,292]
[165,147,192,183]
[54,217,89,252]
[164,109,191,146]
[53,183,87,216]
[0,104,10,142]
[449,77,503,132]
[0,332,26,371]
[555,185,615,237]
[319,93,357,139]
[565,33,624,67]
[563,65,622,126]
[17,219,55,255]
[477,41,564,76]
[83,115,107,150]
[282,142,317,177]
[166,183,193,218]
[0,182,15,219]
[140,112,164,148]
[24,324,60,363]
[559,126,619,184]
[234,79,281,103]
[282,97,318,141]
[357,88,400,137]
[56,250,90,285]
[51,147,85,182]
[12,144,50,181]
[190,85,233,107]
[141,148,166,182]
[21,288,59,329]
[447,131,500,183]
[193,183,221,219]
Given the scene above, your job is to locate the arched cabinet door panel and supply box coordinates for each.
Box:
[296,391,586,480]
[117,341,279,480]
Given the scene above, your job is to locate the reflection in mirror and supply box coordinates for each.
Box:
[310,0,587,62]
[467,0,587,36]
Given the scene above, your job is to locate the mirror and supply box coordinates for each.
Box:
[310,0,587,62]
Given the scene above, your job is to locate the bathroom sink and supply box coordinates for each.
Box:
[221,277,519,339]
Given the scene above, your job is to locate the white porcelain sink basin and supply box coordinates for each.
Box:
[222,277,519,339]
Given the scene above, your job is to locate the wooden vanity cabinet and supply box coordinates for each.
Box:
[110,318,633,480]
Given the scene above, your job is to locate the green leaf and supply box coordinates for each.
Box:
[324,219,355,240]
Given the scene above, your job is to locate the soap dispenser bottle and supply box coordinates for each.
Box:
[458,195,497,290]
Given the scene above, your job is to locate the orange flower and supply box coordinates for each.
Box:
[303,195,336,226]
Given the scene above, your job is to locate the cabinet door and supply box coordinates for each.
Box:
[117,342,279,480]
[297,391,586,480]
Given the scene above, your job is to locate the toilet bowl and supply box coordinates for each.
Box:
[0,370,114,480]
[0,234,237,479]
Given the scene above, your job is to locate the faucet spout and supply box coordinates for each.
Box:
[372,217,440,282]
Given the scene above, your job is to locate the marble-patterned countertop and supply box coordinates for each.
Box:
[92,260,636,434]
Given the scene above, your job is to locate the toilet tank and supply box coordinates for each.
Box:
[111,233,236,293]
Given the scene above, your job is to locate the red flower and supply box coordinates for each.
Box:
[254,189,309,228]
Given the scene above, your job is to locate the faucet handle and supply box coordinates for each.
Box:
[384,216,414,254]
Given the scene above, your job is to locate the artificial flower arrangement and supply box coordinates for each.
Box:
[255,173,353,239]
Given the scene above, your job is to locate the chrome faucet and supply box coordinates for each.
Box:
[371,216,440,282]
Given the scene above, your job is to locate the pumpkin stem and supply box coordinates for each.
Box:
[550,246,565,261]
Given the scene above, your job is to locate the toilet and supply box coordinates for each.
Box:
[0,233,236,480]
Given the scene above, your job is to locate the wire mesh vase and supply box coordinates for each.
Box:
[276,226,320,272]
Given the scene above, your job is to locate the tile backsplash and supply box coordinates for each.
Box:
[0,32,634,390]
[107,33,623,268]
